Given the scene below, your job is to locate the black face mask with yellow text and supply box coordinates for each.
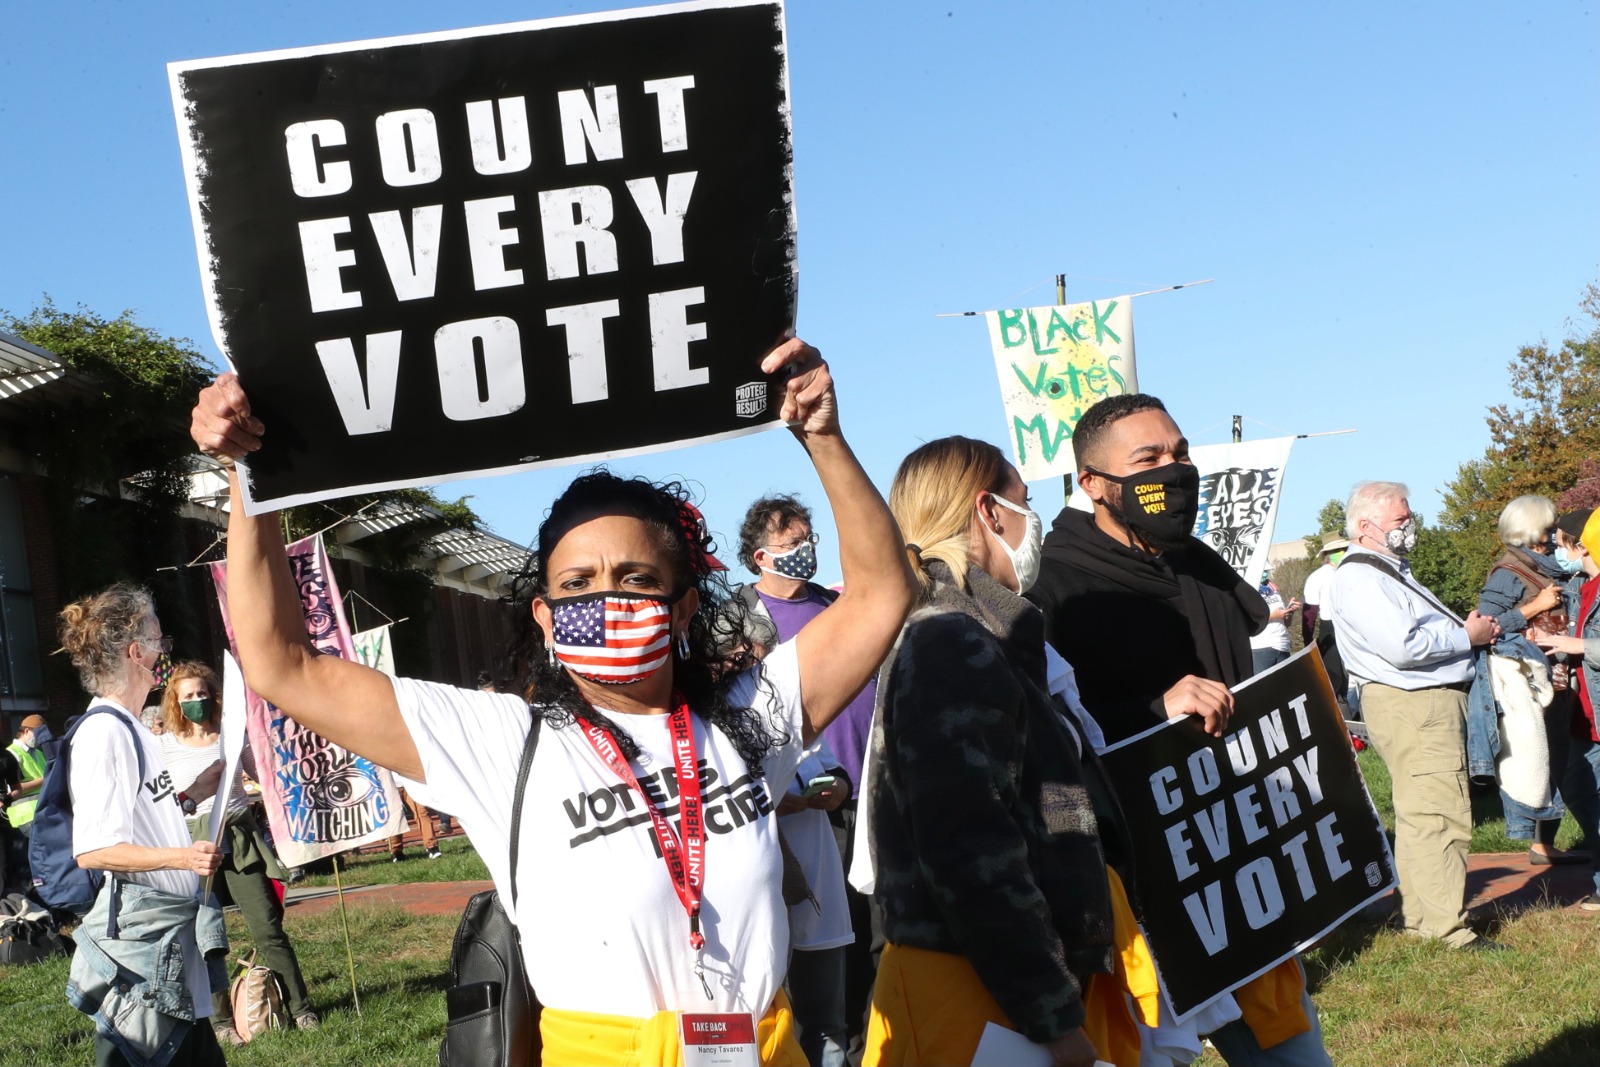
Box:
[1090,462,1201,551]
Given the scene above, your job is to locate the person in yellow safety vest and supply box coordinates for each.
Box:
[6,715,49,833]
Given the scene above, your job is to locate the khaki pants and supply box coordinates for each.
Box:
[1361,682,1475,946]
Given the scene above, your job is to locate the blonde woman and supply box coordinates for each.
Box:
[862,436,1134,1067]
[160,660,317,1043]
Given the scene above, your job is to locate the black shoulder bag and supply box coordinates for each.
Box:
[439,714,543,1067]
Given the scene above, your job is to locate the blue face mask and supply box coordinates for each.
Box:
[1555,547,1583,575]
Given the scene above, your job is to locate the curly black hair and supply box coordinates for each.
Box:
[501,469,784,774]
[736,494,814,574]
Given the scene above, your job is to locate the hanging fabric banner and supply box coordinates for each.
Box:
[1188,437,1296,585]
[210,535,406,866]
[351,625,396,676]
[985,297,1137,481]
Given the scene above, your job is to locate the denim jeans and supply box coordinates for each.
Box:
[1501,691,1573,841]
[1207,961,1333,1067]
[1252,648,1289,675]
[787,946,848,1067]
[1562,735,1600,894]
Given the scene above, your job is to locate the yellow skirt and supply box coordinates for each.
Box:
[540,989,805,1067]
[862,939,1141,1067]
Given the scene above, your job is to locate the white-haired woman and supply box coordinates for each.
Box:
[55,584,226,1066]
[1478,494,1582,863]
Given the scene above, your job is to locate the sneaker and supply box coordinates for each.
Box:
[294,1011,321,1031]
[427,847,443,860]
[390,851,406,863]
[1579,894,1600,912]
[213,1025,244,1047]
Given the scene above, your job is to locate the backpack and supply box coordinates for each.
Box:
[230,949,289,1041]
[0,892,69,965]
[29,705,146,915]
[439,715,543,1067]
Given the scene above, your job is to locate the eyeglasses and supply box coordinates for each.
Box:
[142,635,174,654]
[766,532,819,553]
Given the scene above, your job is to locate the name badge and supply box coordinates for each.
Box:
[679,1012,759,1067]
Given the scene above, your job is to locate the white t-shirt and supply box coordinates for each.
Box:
[160,732,256,821]
[778,741,853,952]
[394,642,807,1018]
[1250,589,1290,652]
[1302,563,1335,608]
[69,700,210,1017]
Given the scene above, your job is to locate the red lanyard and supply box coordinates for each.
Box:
[578,694,711,991]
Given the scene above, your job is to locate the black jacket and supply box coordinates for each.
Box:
[867,561,1113,1042]
[1027,506,1269,745]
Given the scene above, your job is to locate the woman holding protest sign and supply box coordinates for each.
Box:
[160,660,317,1043]
[189,338,916,1066]
[859,436,1136,1067]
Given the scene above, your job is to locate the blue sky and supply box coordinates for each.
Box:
[3,1,1595,584]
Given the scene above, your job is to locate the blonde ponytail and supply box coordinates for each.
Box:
[889,437,1012,593]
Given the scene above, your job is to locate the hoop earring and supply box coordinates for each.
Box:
[677,630,691,658]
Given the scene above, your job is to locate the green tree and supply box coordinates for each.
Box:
[1422,282,1600,612]
[4,300,216,599]
[1304,498,1349,558]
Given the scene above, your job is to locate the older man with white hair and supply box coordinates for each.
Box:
[1328,481,1502,950]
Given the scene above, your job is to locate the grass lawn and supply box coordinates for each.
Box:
[0,905,458,1066]
[291,833,489,889]
[1197,903,1600,1066]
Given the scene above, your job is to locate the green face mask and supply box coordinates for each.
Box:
[179,698,212,724]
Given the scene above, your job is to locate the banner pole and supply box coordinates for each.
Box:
[1057,273,1073,499]
[333,856,362,1016]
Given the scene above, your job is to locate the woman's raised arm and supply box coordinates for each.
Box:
[191,374,424,780]
[762,341,918,744]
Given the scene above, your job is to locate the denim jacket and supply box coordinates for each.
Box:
[67,878,227,1067]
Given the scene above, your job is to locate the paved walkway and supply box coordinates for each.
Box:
[1466,850,1595,916]
[280,850,1599,922]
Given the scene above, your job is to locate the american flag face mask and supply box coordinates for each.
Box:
[547,589,683,685]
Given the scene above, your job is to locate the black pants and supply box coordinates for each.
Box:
[96,1022,226,1067]
[831,801,880,1067]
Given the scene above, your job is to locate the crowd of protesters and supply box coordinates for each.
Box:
[14,341,1597,1067]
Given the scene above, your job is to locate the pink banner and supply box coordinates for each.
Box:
[210,534,405,866]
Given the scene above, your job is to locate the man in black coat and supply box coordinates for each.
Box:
[1027,393,1334,1066]
[1028,393,1267,745]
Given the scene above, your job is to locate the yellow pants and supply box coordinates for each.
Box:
[1109,866,1311,1048]
[862,867,1311,1065]
[862,940,1141,1067]
[540,990,805,1066]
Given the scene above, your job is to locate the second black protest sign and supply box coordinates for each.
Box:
[171,0,796,511]
[1098,648,1394,1019]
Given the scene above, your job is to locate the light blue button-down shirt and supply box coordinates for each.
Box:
[1327,546,1474,690]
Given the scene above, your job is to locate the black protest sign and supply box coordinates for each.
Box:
[169,1,796,512]
[1098,648,1394,1020]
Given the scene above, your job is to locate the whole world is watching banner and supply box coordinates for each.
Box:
[210,534,406,866]
[170,0,797,514]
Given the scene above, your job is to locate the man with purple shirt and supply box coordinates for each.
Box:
[734,494,878,1065]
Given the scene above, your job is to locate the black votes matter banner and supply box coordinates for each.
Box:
[1098,647,1394,1021]
[169,0,796,512]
